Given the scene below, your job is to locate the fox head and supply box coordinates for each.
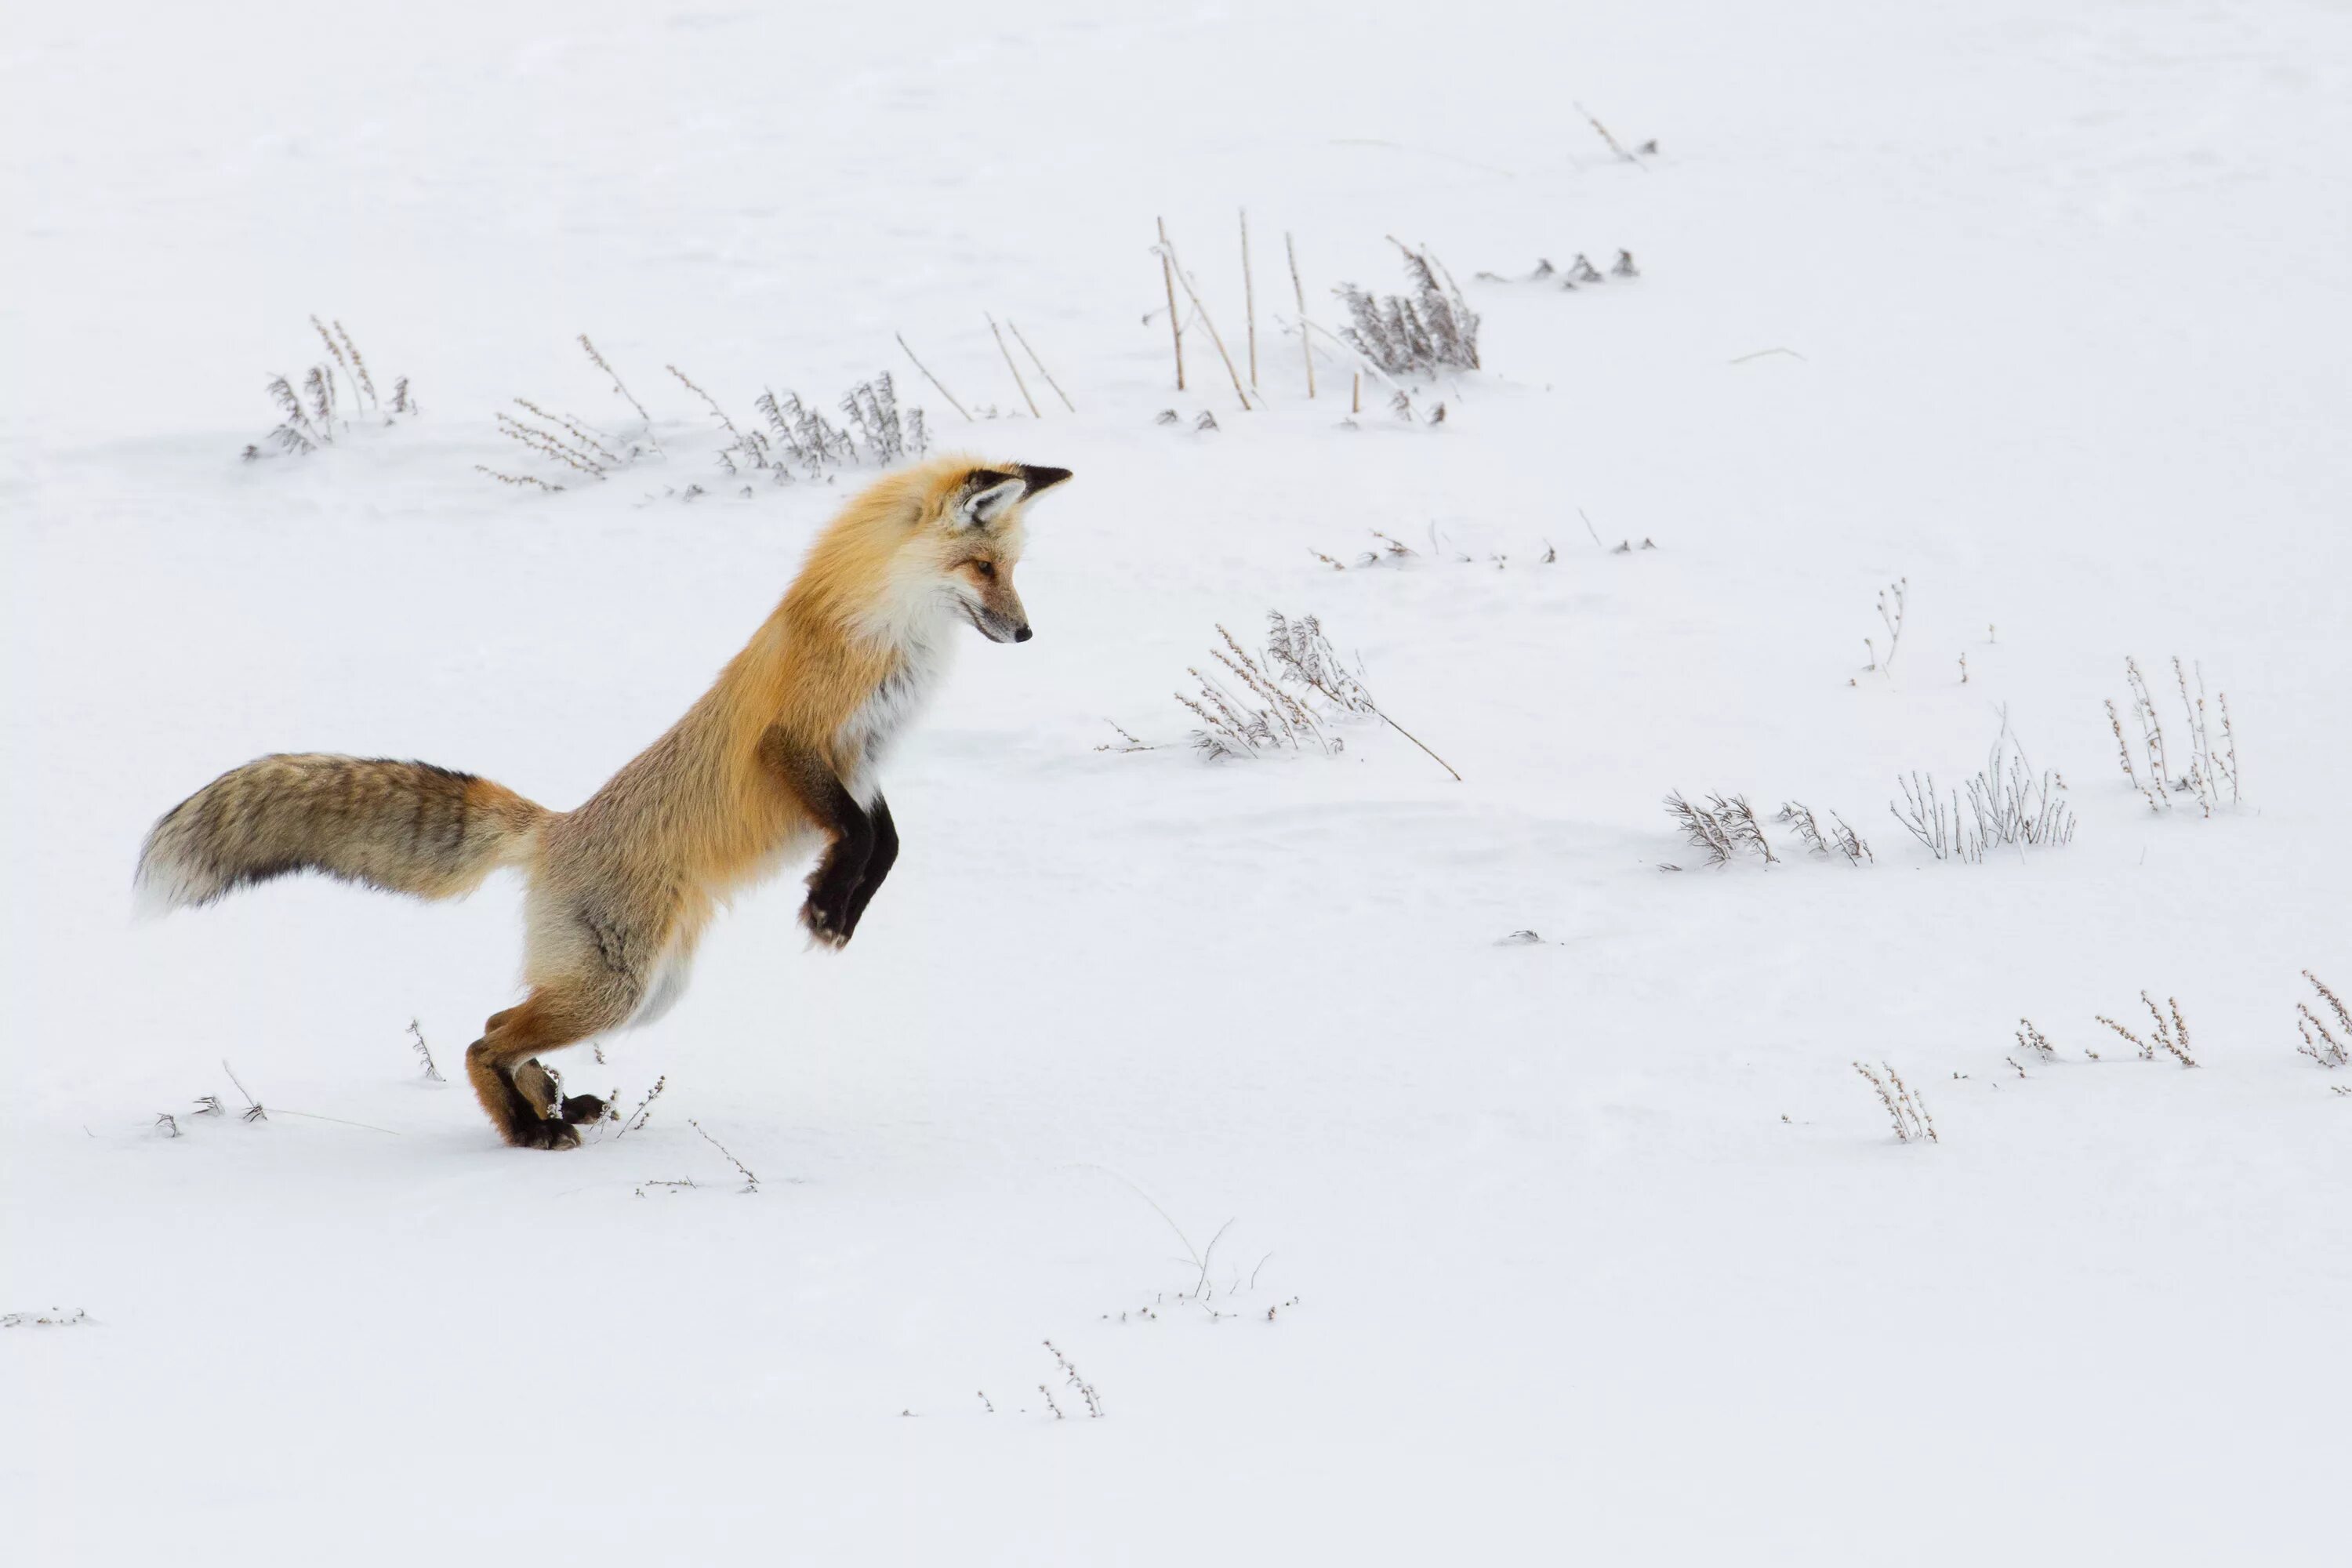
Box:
[800,457,1074,654]
[898,459,1073,644]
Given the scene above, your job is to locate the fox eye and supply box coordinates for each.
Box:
[971,561,996,579]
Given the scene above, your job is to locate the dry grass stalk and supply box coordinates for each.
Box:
[2097,992,2197,1068]
[1156,216,1186,391]
[612,1075,666,1138]
[1156,226,1253,410]
[577,335,659,450]
[666,364,742,441]
[1240,209,1258,392]
[892,331,972,422]
[2297,971,2349,1068]
[1854,1062,1937,1143]
[1863,578,1907,673]
[408,1019,443,1081]
[1286,231,1316,397]
[1007,321,1075,412]
[476,466,563,492]
[497,412,605,479]
[1573,100,1646,168]
[514,399,619,465]
[1777,800,1873,865]
[2016,1018,2056,1062]
[688,1119,760,1192]
[985,314,1040,418]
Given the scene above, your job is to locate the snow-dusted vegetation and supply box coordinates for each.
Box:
[6,0,2350,1562]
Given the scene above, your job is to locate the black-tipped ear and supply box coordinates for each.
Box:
[960,471,1026,528]
[1014,464,1073,495]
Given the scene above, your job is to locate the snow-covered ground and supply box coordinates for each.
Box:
[7,1,2350,1560]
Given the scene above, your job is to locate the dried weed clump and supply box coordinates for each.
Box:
[2096,992,2198,1069]
[1335,238,1479,376]
[1658,794,1871,869]
[1891,725,2074,864]
[248,318,416,459]
[2105,656,2240,815]
[1854,1062,1938,1143]
[2296,971,2349,1068]
[1145,612,1456,779]
[481,336,927,493]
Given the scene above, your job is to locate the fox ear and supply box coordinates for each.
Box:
[1014,464,1073,496]
[960,470,1026,528]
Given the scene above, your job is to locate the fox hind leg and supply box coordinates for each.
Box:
[466,986,627,1149]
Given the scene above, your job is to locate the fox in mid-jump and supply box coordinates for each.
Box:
[138,456,1071,1149]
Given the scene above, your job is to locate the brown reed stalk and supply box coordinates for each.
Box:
[1240,209,1258,392]
[1157,216,1185,391]
[1007,321,1075,412]
[1286,231,1315,397]
[1158,227,1251,410]
[985,314,1040,418]
[893,331,972,421]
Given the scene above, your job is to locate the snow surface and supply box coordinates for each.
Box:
[6,0,2351,1561]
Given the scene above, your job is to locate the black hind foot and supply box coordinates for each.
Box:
[509,1115,582,1151]
[559,1093,607,1125]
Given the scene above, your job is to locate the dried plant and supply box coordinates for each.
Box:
[2297,971,2349,1069]
[1891,725,2074,863]
[2111,656,2240,815]
[408,1019,443,1082]
[1043,1341,1105,1418]
[1149,612,1455,777]
[1665,792,1778,866]
[1334,238,1480,376]
[1178,625,1336,760]
[223,1059,267,1122]
[2016,1018,2056,1062]
[249,321,414,459]
[3,1308,91,1328]
[1777,800,1873,865]
[688,1118,760,1192]
[1854,1062,1938,1143]
[754,373,924,480]
[578,334,658,448]
[1862,578,1907,674]
[2096,991,2197,1068]
[612,1075,666,1138]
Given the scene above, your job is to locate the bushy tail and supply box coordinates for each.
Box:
[136,753,551,913]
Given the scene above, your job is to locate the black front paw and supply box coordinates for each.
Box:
[559,1093,608,1125]
[800,890,853,949]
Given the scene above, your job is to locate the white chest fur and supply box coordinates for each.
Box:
[837,631,952,800]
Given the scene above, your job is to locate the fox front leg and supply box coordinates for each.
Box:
[836,793,898,942]
[760,727,874,949]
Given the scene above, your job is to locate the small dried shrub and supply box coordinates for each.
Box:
[1854,1062,1938,1143]
[1334,239,1479,376]
[2107,656,2239,815]
[2096,992,2198,1068]
[2297,971,2349,1068]
[247,318,415,459]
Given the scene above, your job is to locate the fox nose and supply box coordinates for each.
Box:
[1014,625,1033,643]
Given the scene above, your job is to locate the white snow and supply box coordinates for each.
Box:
[6,0,2351,1561]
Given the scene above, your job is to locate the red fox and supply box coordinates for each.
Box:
[137,456,1071,1149]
